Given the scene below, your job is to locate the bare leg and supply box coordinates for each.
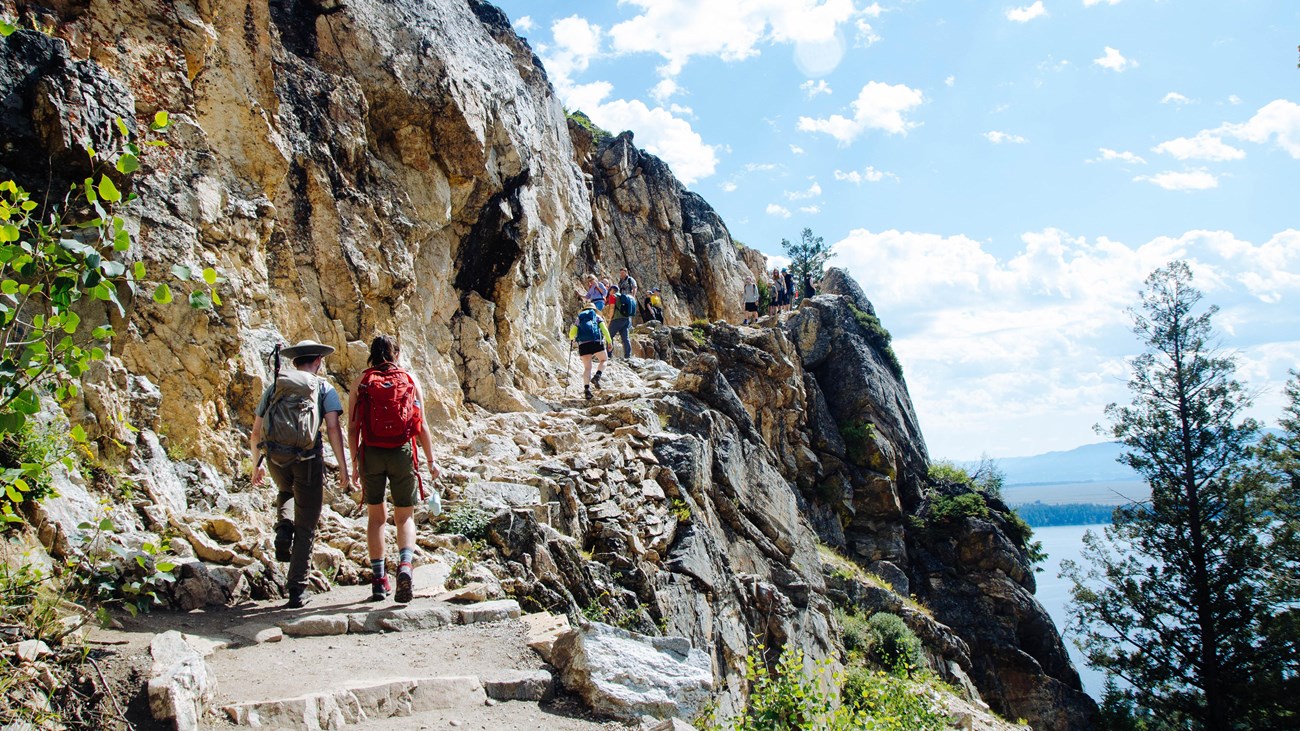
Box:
[394,506,415,555]
[367,502,388,561]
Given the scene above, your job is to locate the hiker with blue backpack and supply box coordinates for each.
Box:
[608,284,638,358]
[347,335,441,604]
[569,302,613,400]
[250,339,351,609]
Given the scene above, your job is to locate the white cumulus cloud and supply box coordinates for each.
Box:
[985,130,1028,144]
[1220,99,1300,159]
[544,15,604,86]
[1135,169,1219,191]
[514,16,534,32]
[945,75,956,87]
[1162,92,1191,105]
[1093,46,1136,72]
[766,203,792,218]
[608,0,860,77]
[790,145,806,155]
[1152,131,1246,162]
[797,81,925,143]
[828,226,1300,458]
[799,205,821,214]
[1083,0,1122,6]
[1006,1,1047,23]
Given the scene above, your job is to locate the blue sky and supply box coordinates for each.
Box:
[492,0,1300,460]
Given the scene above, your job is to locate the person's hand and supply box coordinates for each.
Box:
[338,471,351,496]
[428,461,441,481]
[351,462,361,484]
[252,462,265,486]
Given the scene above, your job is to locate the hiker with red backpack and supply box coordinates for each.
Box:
[250,339,350,609]
[569,302,613,400]
[347,335,440,604]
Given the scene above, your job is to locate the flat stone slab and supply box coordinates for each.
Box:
[280,614,349,638]
[454,599,522,625]
[227,621,283,645]
[223,675,485,728]
[480,668,555,702]
[347,605,455,633]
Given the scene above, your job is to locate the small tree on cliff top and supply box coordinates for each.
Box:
[781,227,832,288]
[1063,261,1292,730]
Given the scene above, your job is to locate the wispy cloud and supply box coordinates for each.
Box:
[1091,148,1147,165]
[985,130,1028,144]
[834,166,896,183]
[801,79,833,98]
[1162,92,1191,105]
[786,181,823,200]
[766,203,792,218]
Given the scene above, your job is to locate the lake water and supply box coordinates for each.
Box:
[1033,523,1109,700]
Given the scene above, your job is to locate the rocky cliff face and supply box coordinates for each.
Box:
[0,0,1095,728]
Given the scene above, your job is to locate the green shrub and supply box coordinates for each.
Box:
[566,109,612,143]
[863,612,925,674]
[839,420,876,467]
[929,492,989,525]
[841,666,948,730]
[846,303,903,379]
[836,607,873,656]
[926,459,972,486]
[439,503,494,540]
[67,517,178,616]
[721,645,844,731]
[0,418,73,523]
[756,280,772,313]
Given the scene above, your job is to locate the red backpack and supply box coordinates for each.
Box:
[353,365,422,449]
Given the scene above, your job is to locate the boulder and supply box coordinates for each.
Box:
[148,631,215,731]
[551,621,712,722]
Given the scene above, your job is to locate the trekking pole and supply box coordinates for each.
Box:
[567,340,574,395]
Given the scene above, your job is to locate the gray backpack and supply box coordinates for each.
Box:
[261,368,324,466]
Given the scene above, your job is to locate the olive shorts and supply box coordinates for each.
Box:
[362,443,418,508]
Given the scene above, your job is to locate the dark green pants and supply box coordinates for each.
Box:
[267,454,323,594]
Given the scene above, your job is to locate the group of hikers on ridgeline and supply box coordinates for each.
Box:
[250,263,814,608]
[250,335,439,608]
[573,265,819,396]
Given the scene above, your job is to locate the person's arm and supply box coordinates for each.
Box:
[600,321,613,346]
[250,415,266,485]
[324,410,350,495]
[568,324,578,341]
[346,375,363,487]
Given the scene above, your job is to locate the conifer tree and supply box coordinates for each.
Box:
[1063,261,1287,730]
[780,228,832,288]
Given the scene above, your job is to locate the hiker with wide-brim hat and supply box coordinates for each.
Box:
[250,339,350,609]
[569,301,613,400]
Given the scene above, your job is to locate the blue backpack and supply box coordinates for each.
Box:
[616,293,638,318]
[576,309,603,343]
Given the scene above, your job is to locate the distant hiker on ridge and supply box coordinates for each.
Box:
[250,339,350,609]
[742,275,759,325]
[643,287,664,324]
[579,273,607,308]
[569,301,613,400]
[348,335,440,604]
[608,284,638,358]
[618,267,638,298]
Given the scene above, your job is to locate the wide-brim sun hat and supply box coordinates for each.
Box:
[583,301,598,310]
[281,339,335,359]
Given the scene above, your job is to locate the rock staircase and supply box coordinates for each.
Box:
[133,561,622,730]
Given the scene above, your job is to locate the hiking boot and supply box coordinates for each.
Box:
[584,385,593,400]
[370,575,391,602]
[274,523,294,562]
[395,564,414,604]
[285,590,311,609]
[591,371,603,389]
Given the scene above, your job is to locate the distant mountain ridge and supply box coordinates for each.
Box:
[981,429,1282,486]
[980,442,1138,486]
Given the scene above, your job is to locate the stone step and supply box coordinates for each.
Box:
[274,599,521,640]
[220,675,486,729]
[218,669,556,729]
